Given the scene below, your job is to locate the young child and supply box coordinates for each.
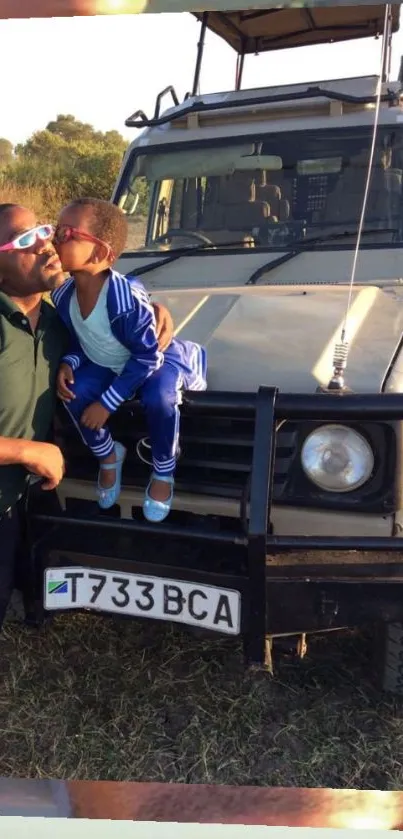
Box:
[51,197,207,522]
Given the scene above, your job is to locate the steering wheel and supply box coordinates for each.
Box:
[153,229,215,247]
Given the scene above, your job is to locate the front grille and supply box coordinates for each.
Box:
[54,405,298,503]
[53,406,396,514]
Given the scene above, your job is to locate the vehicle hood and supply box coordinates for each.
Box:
[153,284,403,393]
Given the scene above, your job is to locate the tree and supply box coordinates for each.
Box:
[46,114,99,144]
[9,115,129,211]
[15,129,70,162]
[0,139,13,169]
[15,115,127,162]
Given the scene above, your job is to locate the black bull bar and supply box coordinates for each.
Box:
[29,388,403,667]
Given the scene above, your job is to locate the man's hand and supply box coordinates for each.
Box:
[20,441,65,491]
[81,402,110,431]
[153,302,174,352]
[57,363,75,402]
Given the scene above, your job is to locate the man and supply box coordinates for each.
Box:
[0,202,174,627]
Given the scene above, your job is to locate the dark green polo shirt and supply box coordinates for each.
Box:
[0,292,68,513]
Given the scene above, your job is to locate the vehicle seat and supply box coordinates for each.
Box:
[254,170,291,222]
[201,171,272,242]
[324,149,402,226]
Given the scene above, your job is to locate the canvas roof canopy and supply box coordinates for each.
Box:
[0,0,400,31]
[193,4,400,55]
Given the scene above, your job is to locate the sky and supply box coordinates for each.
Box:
[1,11,403,147]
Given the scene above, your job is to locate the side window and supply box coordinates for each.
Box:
[118,174,151,250]
[169,179,185,228]
[177,178,205,231]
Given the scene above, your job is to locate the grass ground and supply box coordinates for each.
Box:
[0,613,402,787]
[0,182,65,222]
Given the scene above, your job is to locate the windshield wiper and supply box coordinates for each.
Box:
[246,228,398,286]
[125,239,257,279]
[126,227,397,283]
[302,226,398,247]
[246,249,301,286]
[126,251,184,279]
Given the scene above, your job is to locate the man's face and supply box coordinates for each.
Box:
[0,206,64,297]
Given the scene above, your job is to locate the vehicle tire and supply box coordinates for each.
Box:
[378,621,403,695]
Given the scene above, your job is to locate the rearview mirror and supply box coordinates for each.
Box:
[297,157,342,176]
[136,147,283,180]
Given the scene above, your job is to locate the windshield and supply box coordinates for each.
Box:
[115,127,403,252]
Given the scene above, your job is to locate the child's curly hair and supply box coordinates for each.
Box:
[67,197,128,260]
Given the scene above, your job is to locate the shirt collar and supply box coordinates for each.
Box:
[0,291,21,318]
[0,291,51,324]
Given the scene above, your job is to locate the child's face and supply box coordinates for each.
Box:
[54,206,112,274]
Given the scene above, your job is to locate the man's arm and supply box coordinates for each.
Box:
[0,437,29,466]
[152,302,174,352]
[0,437,65,491]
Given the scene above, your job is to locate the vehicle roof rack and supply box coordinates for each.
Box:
[125,83,399,129]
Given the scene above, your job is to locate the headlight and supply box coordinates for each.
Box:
[301,424,374,492]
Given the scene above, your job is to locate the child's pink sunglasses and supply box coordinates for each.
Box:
[54,225,115,262]
[0,224,54,253]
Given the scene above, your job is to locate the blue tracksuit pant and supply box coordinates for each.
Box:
[65,351,207,478]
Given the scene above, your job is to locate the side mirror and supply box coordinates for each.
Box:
[117,192,139,214]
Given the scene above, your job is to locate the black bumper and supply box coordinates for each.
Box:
[26,388,403,667]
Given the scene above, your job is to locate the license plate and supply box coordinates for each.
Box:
[44,567,241,635]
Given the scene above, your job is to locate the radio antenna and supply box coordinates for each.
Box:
[327,4,392,391]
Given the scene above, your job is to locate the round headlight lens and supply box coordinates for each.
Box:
[301,424,374,492]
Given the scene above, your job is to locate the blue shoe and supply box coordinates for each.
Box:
[143,473,174,523]
[96,442,127,510]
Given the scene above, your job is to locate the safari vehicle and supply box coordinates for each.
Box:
[25,3,403,695]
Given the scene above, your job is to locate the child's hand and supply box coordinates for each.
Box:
[57,363,75,402]
[81,402,111,431]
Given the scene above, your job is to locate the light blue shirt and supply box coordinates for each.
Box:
[69,279,131,375]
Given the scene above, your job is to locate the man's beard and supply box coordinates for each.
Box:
[38,268,66,291]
